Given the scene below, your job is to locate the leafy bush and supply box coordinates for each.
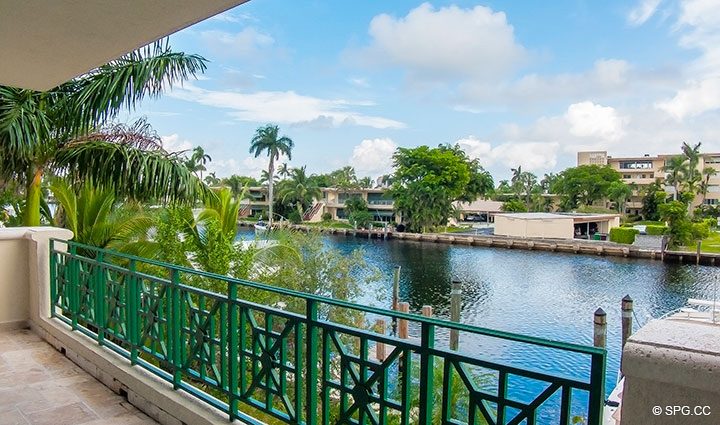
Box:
[288,210,302,224]
[349,210,373,228]
[501,199,527,212]
[609,227,639,244]
[321,212,332,222]
[693,221,711,240]
[645,225,667,235]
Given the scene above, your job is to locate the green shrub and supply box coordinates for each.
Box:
[621,223,634,227]
[609,227,639,244]
[288,210,302,224]
[693,221,711,240]
[645,225,667,235]
[321,212,332,222]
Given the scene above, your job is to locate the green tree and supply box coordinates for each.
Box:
[186,146,211,180]
[681,141,702,193]
[551,165,621,210]
[358,176,374,189]
[700,166,717,205]
[278,162,291,180]
[641,180,667,221]
[222,175,258,197]
[328,166,358,190]
[204,172,221,186]
[249,124,294,227]
[501,199,527,212]
[50,179,154,253]
[607,181,634,213]
[662,155,687,201]
[277,166,321,218]
[391,144,489,232]
[0,41,207,226]
[344,195,372,228]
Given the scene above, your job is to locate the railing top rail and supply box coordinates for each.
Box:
[50,237,605,356]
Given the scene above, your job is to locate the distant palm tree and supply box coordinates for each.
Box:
[190,146,212,180]
[278,166,322,218]
[358,176,373,188]
[681,142,702,193]
[249,125,294,226]
[278,163,291,180]
[0,40,207,226]
[663,156,687,200]
[204,172,221,186]
[700,166,717,205]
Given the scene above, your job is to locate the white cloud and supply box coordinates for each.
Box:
[199,28,274,58]
[564,101,626,141]
[655,0,720,119]
[169,83,405,129]
[356,3,526,82]
[627,0,662,26]
[208,11,257,23]
[161,134,193,153]
[455,136,558,172]
[349,138,398,175]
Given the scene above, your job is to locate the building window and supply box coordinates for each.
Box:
[704,199,719,205]
[623,174,631,179]
[619,160,653,170]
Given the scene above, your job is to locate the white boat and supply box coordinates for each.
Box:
[254,221,268,234]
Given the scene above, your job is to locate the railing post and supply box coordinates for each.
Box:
[418,321,435,424]
[127,259,139,365]
[593,308,606,349]
[170,268,182,389]
[49,239,56,317]
[375,319,386,361]
[588,351,606,425]
[228,282,239,421]
[305,299,319,425]
[69,244,79,331]
[95,251,105,345]
[450,279,462,350]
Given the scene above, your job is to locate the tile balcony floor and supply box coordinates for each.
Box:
[0,328,157,425]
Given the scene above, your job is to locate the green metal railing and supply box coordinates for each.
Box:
[49,239,606,425]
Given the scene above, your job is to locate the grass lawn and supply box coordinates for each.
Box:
[443,225,474,233]
[684,231,720,253]
[626,220,665,226]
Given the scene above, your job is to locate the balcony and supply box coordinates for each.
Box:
[1,227,606,424]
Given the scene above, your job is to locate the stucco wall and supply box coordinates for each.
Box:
[494,216,573,239]
[0,231,30,329]
[621,319,720,425]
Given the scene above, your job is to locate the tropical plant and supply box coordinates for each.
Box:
[0,40,208,226]
[700,166,717,204]
[662,155,687,201]
[358,176,374,189]
[641,180,666,221]
[186,146,211,180]
[607,181,634,213]
[197,187,244,239]
[681,141,702,193]
[249,125,294,227]
[50,179,154,253]
[328,166,358,190]
[278,162,291,180]
[204,172,221,186]
[501,199,527,212]
[277,166,322,218]
[551,165,622,210]
[222,175,258,197]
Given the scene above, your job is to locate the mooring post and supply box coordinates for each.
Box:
[398,302,409,339]
[697,240,702,265]
[593,308,607,349]
[421,305,433,317]
[661,235,667,262]
[391,266,401,335]
[375,319,386,361]
[450,279,462,350]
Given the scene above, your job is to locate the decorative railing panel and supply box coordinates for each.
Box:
[50,239,606,425]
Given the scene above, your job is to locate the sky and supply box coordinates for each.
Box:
[124,0,720,182]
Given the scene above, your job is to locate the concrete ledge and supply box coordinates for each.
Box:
[32,317,250,425]
[621,319,720,425]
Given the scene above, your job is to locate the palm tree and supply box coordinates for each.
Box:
[190,146,211,180]
[0,40,207,226]
[278,163,291,180]
[662,156,687,201]
[700,166,717,205]
[204,172,221,186]
[197,187,244,239]
[249,125,294,226]
[50,179,154,253]
[278,166,322,218]
[358,176,373,189]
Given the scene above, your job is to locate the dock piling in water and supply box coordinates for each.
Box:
[375,319,386,361]
[450,279,462,350]
[593,308,607,349]
[398,302,409,339]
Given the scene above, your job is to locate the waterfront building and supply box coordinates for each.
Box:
[578,150,720,214]
[494,212,621,239]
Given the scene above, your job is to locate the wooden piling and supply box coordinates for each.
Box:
[421,305,433,317]
[450,279,462,350]
[375,319,386,361]
[593,308,607,349]
[391,266,401,335]
[621,295,633,349]
[697,240,702,265]
[398,302,409,339]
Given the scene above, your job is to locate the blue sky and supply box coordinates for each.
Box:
[125,0,720,181]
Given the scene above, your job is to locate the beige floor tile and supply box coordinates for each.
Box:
[0,407,29,425]
[25,402,98,425]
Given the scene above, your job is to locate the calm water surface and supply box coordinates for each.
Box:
[238,228,720,416]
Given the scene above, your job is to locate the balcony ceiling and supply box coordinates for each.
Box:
[0,0,248,91]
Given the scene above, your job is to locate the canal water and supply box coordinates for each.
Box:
[238,228,720,419]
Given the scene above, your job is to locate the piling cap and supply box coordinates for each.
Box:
[594,307,606,316]
[622,294,633,302]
